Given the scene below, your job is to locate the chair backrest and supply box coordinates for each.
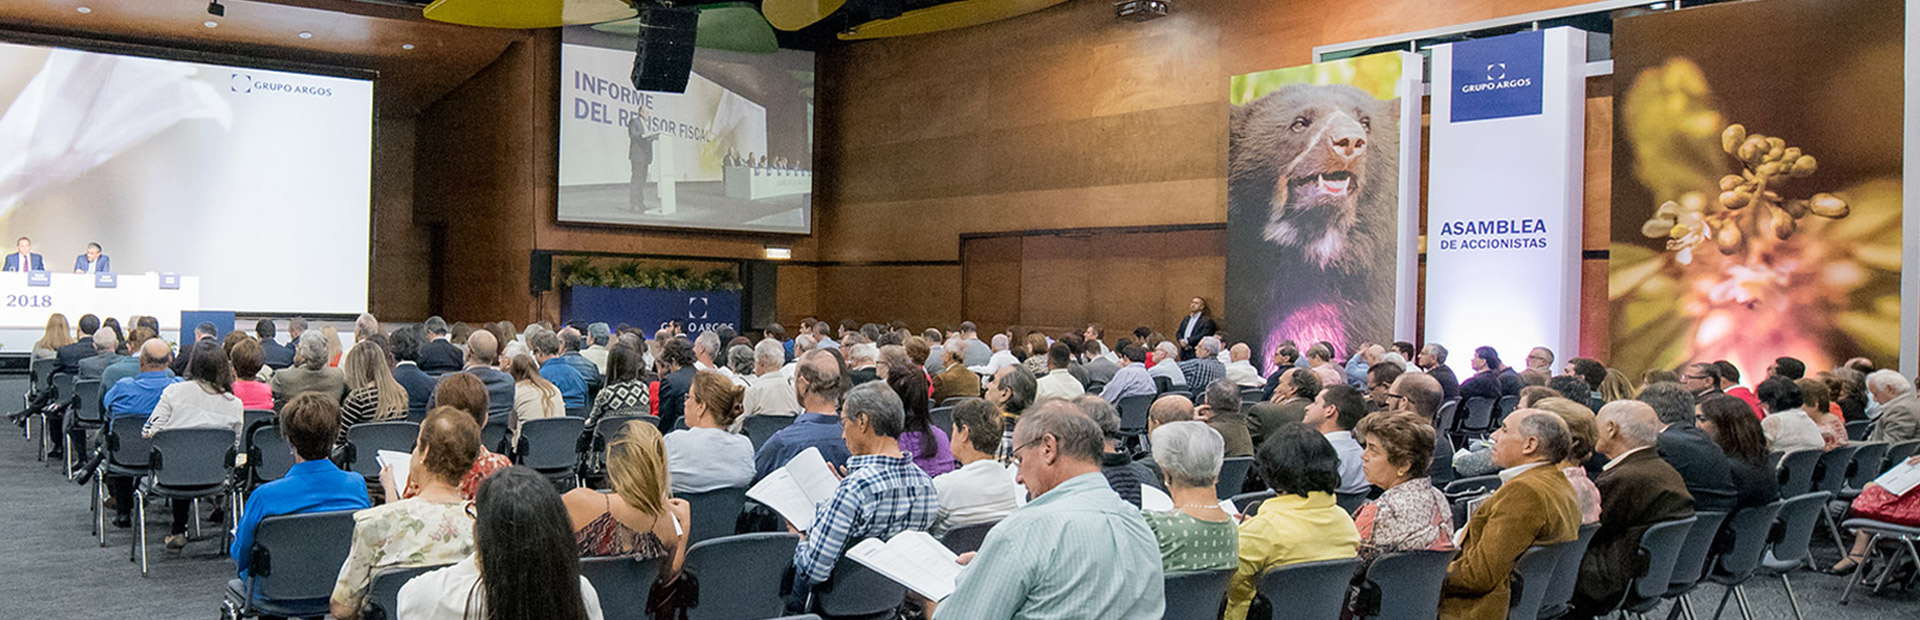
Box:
[1443,475,1502,497]
[1229,490,1277,516]
[929,406,954,437]
[1496,395,1520,417]
[580,555,665,620]
[811,554,905,617]
[1764,491,1830,568]
[1435,400,1459,433]
[1538,523,1601,620]
[1254,557,1362,620]
[363,564,445,620]
[1358,549,1451,620]
[518,416,587,472]
[243,409,275,436]
[1774,449,1820,496]
[741,414,793,451]
[28,357,53,391]
[74,379,104,424]
[1886,440,1920,471]
[1812,445,1858,494]
[1845,420,1871,441]
[1336,491,1370,515]
[1624,517,1697,607]
[247,509,358,602]
[1846,442,1889,489]
[1217,456,1254,500]
[682,533,801,620]
[344,422,422,478]
[1460,398,1497,434]
[677,486,748,544]
[1117,394,1154,434]
[1164,568,1235,620]
[940,520,998,554]
[1663,511,1729,594]
[250,424,297,483]
[1710,500,1784,583]
[480,421,510,455]
[51,372,74,404]
[1506,545,1565,620]
[149,427,237,488]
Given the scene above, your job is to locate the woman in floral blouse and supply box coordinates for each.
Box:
[1351,411,1453,560]
[331,407,481,620]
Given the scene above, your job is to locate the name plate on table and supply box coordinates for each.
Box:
[94,273,117,288]
[26,271,50,287]
[158,273,180,290]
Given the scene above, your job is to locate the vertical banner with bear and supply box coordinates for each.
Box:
[1424,28,1587,380]
[1227,52,1422,374]
[1608,0,1903,378]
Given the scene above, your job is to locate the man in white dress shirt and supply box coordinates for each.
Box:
[1302,383,1371,495]
[932,399,1022,535]
[1223,343,1265,388]
[972,333,1021,376]
[743,339,801,420]
[1034,342,1086,401]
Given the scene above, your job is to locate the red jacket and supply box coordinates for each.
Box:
[1725,386,1765,419]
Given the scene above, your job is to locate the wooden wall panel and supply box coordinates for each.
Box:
[817,265,963,330]
[776,264,820,329]
[369,115,430,319]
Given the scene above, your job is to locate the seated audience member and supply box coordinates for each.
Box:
[1518,386,1560,409]
[507,353,565,442]
[1035,342,1086,401]
[655,337,697,431]
[557,328,607,395]
[257,319,295,370]
[1136,394,1197,487]
[1080,337,1120,386]
[988,365,1039,463]
[1143,421,1239,575]
[142,339,244,550]
[1600,368,1637,403]
[1549,375,1594,405]
[1149,341,1188,389]
[458,330,516,425]
[1223,343,1265,388]
[231,393,372,583]
[1519,369,1552,388]
[581,323,613,374]
[1569,401,1694,620]
[167,321,216,376]
[1196,379,1254,458]
[933,402,1164,620]
[1365,361,1407,410]
[330,407,481,620]
[1099,344,1157,403]
[790,382,938,608]
[1074,395,1162,506]
[846,342,882,385]
[1715,361,1763,417]
[662,371,755,494]
[1305,343,1346,389]
[1638,383,1739,512]
[103,338,180,526]
[931,398,1021,535]
[387,325,437,420]
[401,375,514,500]
[226,338,273,411]
[1831,452,1920,574]
[754,350,854,480]
[587,343,650,430]
[1438,410,1580,620]
[892,359,957,476]
[1351,411,1452,560]
[77,327,124,382]
[1388,372,1456,486]
[1695,395,1781,509]
[1019,333,1049,377]
[1823,369,1869,422]
[56,313,102,376]
[401,467,605,620]
[1528,398,1603,524]
[530,330,588,412]
[1795,378,1848,450]
[416,316,464,374]
[930,342,982,405]
[270,333,349,406]
[1865,369,1920,443]
[1227,423,1361,620]
[1563,357,1607,400]
[1768,356,1806,380]
[1458,346,1524,403]
[1418,344,1462,402]
[564,420,690,570]
[1180,337,1227,389]
[743,339,801,419]
[1303,384,1370,495]
[1250,367,1320,448]
[1755,375,1824,453]
[339,341,407,442]
[1261,343,1300,399]
[31,313,71,359]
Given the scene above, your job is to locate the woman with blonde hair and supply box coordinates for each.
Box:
[321,324,344,367]
[562,420,689,578]
[1598,368,1635,403]
[33,313,72,358]
[339,341,407,442]
[509,352,565,441]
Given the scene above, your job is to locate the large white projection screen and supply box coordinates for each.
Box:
[0,42,373,316]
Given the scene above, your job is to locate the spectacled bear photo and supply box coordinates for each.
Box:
[1227,83,1400,371]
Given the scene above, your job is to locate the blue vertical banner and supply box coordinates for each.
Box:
[1449,30,1546,123]
[563,287,741,340]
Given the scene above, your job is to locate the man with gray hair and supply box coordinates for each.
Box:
[1439,409,1581,620]
[353,313,380,343]
[555,327,606,398]
[789,381,938,608]
[416,316,463,374]
[1865,369,1919,442]
[974,333,1019,376]
[1638,383,1737,512]
[78,327,124,383]
[934,398,1164,620]
[744,339,801,420]
[1149,341,1187,389]
[458,329,515,424]
[726,344,755,378]
[581,322,612,373]
[691,330,741,386]
[1572,402,1694,619]
[1179,336,1226,389]
[270,333,348,407]
[1417,343,1460,402]
[846,342,881,386]
[755,350,853,480]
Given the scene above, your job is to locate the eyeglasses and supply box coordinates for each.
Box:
[1685,375,1710,381]
[1382,391,1407,402]
[1010,435,1049,465]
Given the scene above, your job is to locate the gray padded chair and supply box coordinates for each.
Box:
[929,406,954,437]
[1537,522,1601,620]
[96,415,152,547]
[1758,492,1830,620]
[1253,557,1362,620]
[1354,549,1451,620]
[341,421,421,480]
[221,509,358,620]
[742,414,795,451]
[136,427,237,575]
[1774,449,1820,497]
[1701,501,1785,620]
[940,520,998,554]
[581,554,666,620]
[1229,490,1276,516]
[1507,545,1565,620]
[1658,511,1729,620]
[809,557,904,619]
[676,485,748,544]
[1611,517,1697,618]
[1164,568,1234,620]
[518,416,587,475]
[682,533,801,620]
[1216,456,1254,500]
[1336,491,1370,515]
[362,564,447,620]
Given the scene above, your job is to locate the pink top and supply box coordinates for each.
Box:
[1565,465,1602,524]
[233,380,273,411]
[1814,413,1850,451]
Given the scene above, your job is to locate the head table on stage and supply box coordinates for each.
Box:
[0,272,201,331]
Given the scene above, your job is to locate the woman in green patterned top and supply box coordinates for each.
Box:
[1142,421,1239,574]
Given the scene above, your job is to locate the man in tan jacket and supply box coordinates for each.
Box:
[1440,409,1582,620]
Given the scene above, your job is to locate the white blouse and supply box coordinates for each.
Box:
[143,381,243,446]
[396,556,603,620]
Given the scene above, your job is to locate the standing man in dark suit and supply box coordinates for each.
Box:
[72,242,110,274]
[3,237,44,272]
[256,319,295,370]
[455,330,514,426]
[1419,343,1462,403]
[1173,297,1217,361]
[1571,401,1695,619]
[1637,383,1738,512]
[387,325,438,420]
[416,316,465,374]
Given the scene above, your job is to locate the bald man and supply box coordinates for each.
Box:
[754,350,854,480]
[1568,402,1695,619]
[105,339,179,419]
[1223,342,1264,388]
[459,330,515,425]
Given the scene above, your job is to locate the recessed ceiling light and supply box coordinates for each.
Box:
[204,20,219,28]
[401,43,415,50]
[298,31,313,39]
[75,6,92,14]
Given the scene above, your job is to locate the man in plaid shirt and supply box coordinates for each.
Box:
[1179,336,1228,390]
[790,381,939,610]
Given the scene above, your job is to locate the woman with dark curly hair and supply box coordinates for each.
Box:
[399,466,604,620]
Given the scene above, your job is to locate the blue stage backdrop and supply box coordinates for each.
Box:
[563,286,740,340]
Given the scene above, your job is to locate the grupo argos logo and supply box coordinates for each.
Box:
[229,73,333,97]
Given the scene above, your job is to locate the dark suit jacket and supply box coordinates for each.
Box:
[55,337,97,375]
[391,362,437,420]
[1248,398,1309,447]
[259,339,295,370]
[1460,367,1524,402]
[417,339,465,374]
[1575,449,1695,611]
[72,254,110,273]
[1441,464,1582,620]
[1656,425,1739,513]
[3,252,44,271]
[1430,365,1462,402]
[930,363,981,404]
[464,366,516,425]
[169,335,216,377]
[1174,314,1217,358]
[849,366,880,386]
[657,366,695,430]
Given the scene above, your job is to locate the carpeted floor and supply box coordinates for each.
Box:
[0,375,1914,619]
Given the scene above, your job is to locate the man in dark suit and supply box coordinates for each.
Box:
[56,313,102,376]
[1458,346,1523,403]
[77,329,125,383]
[656,336,696,430]
[72,243,110,274]
[416,316,465,374]
[3,236,44,272]
[1572,401,1695,619]
[457,330,514,425]
[387,325,437,420]
[169,322,218,377]
[1638,383,1738,512]
[1173,296,1217,360]
[256,319,295,370]
[1419,343,1462,402]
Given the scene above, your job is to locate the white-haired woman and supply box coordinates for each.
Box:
[1142,421,1238,575]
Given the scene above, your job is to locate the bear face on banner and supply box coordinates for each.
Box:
[1228,82,1400,368]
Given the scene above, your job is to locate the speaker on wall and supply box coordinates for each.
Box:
[741,260,778,331]
[630,5,699,94]
[529,251,554,296]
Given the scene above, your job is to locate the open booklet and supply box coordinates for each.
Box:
[1873,457,1920,497]
[746,447,841,531]
[376,450,412,492]
[845,531,965,602]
